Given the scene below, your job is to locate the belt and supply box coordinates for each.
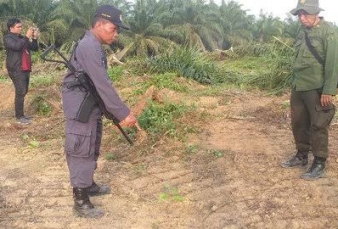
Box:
[63,80,82,89]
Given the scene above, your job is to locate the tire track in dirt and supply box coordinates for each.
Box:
[0,135,72,229]
[2,86,338,228]
[182,104,338,228]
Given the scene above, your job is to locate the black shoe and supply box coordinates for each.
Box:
[73,188,104,218]
[16,116,31,125]
[301,157,326,180]
[87,182,111,196]
[280,151,308,168]
[23,115,32,120]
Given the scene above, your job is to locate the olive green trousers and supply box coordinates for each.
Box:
[291,89,335,158]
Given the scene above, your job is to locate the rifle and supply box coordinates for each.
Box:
[41,44,133,145]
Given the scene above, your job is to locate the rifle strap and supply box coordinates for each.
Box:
[71,33,85,62]
[304,30,325,66]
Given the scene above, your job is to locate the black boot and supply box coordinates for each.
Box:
[301,156,326,180]
[280,151,308,168]
[73,188,104,218]
[87,182,111,196]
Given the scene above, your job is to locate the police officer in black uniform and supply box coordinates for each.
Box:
[62,5,137,218]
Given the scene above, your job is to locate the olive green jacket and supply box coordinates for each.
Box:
[292,19,338,95]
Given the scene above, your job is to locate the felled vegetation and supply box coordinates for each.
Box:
[148,46,222,84]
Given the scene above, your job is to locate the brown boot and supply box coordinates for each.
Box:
[73,188,104,218]
[280,151,308,168]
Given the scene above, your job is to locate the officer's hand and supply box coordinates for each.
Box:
[119,113,137,127]
[321,94,333,106]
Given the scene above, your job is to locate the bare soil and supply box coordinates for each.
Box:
[1,78,338,229]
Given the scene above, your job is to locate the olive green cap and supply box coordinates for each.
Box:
[290,0,324,15]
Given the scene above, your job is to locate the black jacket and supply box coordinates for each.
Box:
[3,33,38,72]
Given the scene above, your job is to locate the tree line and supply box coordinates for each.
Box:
[0,0,318,58]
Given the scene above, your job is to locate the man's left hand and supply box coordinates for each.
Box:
[321,94,334,106]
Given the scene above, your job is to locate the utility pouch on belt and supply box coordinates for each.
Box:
[76,92,98,123]
[74,72,99,123]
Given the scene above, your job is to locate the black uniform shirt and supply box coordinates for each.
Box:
[62,31,130,121]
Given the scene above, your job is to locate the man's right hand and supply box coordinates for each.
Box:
[119,113,137,127]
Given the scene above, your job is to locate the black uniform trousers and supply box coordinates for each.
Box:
[65,108,103,188]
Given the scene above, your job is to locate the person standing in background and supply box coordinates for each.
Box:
[3,18,39,125]
[280,0,338,180]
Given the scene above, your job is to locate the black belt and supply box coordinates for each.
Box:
[63,80,82,89]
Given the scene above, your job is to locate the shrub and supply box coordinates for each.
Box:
[31,94,52,116]
[107,65,124,82]
[138,101,188,141]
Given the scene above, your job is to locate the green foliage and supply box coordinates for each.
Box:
[212,150,225,158]
[145,73,188,92]
[107,65,124,82]
[22,133,40,148]
[105,153,116,161]
[0,0,307,60]
[0,75,8,83]
[138,101,188,140]
[149,46,222,84]
[31,95,52,116]
[125,57,151,75]
[31,51,44,63]
[0,0,308,95]
[30,75,57,88]
[185,144,199,155]
[158,184,184,202]
[220,38,294,93]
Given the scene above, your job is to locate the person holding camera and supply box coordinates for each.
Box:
[3,18,39,125]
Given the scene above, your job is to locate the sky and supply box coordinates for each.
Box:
[213,0,338,24]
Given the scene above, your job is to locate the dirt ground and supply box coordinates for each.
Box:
[1,79,338,229]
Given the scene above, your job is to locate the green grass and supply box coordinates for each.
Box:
[105,153,116,161]
[138,100,190,141]
[158,184,184,202]
[146,72,188,92]
[30,94,52,116]
[212,150,225,158]
[30,74,58,88]
[0,75,9,83]
[107,65,125,82]
[185,144,199,155]
[22,133,40,148]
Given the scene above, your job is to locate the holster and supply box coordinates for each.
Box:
[76,92,98,123]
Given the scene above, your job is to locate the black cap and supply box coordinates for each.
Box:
[94,5,129,30]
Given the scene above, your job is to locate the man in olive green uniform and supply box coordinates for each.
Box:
[281,0,338,180]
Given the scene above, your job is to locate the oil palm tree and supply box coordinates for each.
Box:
[0,0,57,47]
[253,12,284,42]
[162,0,223,51]
[116,0,179,58]
[46,0,98,50]
[218,0,254,47]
